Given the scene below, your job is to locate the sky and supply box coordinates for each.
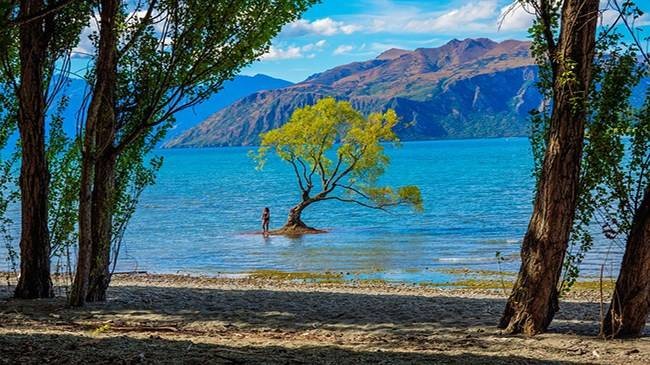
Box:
[70,0,650,83]
[243,0,539,81]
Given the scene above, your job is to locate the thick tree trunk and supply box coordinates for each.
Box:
[601,187,650,338]
[69,0,118,307]
[284,202,310,229]
[271,200,325,235]
[86,151,117,302]
[14,0,52,299]
[498,0,599,335]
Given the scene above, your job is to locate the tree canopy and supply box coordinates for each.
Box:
[254,97,422,233]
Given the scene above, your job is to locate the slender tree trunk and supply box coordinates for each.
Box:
[601,186,650,338]
[69,0,118,307]
[69,138,94,306]
[86,150,117,302]
[498,0,599,335]
[14,0,52,299]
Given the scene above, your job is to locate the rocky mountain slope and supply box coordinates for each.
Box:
[165,38,542,148]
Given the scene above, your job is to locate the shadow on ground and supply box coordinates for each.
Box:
[0,332,579,365]
[0,285,604,334]
[0,284,647,364]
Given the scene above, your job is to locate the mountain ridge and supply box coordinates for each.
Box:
[165,38,542,148]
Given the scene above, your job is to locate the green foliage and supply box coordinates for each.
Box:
[524,0,650,293]
[561,33,648,293]
[48,95,81,264]
[255,97,423,213]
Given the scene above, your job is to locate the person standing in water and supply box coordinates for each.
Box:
[261,207,270,235]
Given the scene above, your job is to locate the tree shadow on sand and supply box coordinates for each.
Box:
[1,285,647,364]
[1,285,605,334]
[0,332,581,365]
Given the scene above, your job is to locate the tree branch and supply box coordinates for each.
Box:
[288,154,307,193]
[338,183,371,200]
[321,196,389,211]
[10,0,77,27]
[118,0,158,58]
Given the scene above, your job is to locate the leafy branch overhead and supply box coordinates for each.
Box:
[254,97,422,221]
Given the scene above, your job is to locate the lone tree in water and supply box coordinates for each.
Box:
[254,97,422,234]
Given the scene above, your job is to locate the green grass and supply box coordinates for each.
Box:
[248,270,343,281]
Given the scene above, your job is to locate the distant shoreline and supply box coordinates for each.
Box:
[159,135,531,150]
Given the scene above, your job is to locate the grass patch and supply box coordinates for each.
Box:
[248,270,343,282]
[420,278,617,292]
[436,268,517,277]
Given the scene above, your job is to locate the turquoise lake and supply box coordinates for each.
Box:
[2,137,624,282]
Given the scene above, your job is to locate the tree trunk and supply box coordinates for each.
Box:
[273,200,326,235]
[86,150,117,302]
[14,0,52,299]
[284,202,310,229]
[68,139,94,306]
[498,0,599,335]
[69,0,118,307]
[601,187,650,338]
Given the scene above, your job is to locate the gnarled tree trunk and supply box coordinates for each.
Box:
[498,0,599,335]
[272,199,325,235]
[284,202,310,229]
[14,0,53,299]
[601,186,650,338]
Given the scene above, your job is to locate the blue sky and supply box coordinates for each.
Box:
[70,0,650,83]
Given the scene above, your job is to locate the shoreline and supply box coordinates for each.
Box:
[2,268,618,297]
[1,272,647,364]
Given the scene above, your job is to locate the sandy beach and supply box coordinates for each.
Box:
[1,273,648,364]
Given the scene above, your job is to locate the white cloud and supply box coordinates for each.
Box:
[404,1,497,32]
[343,0,534,35]
[281,17,361,37]
[262,46,303,60]
[72,17,99,57]
[261,40,327,61]
[498,2,535,31]
[301,39,327,52]
[333,44,354,55]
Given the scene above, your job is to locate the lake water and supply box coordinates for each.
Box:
[2,137,625,283]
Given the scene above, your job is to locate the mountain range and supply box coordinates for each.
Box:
[41,73,293,143]
[164,38,544,148]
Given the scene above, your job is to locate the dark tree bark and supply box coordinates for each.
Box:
[498,0,599,335]
[285,201,311,229]
[14,0,53,299]
[601,186,650,338]
[270,198,326,235]
[69,0,118,307]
